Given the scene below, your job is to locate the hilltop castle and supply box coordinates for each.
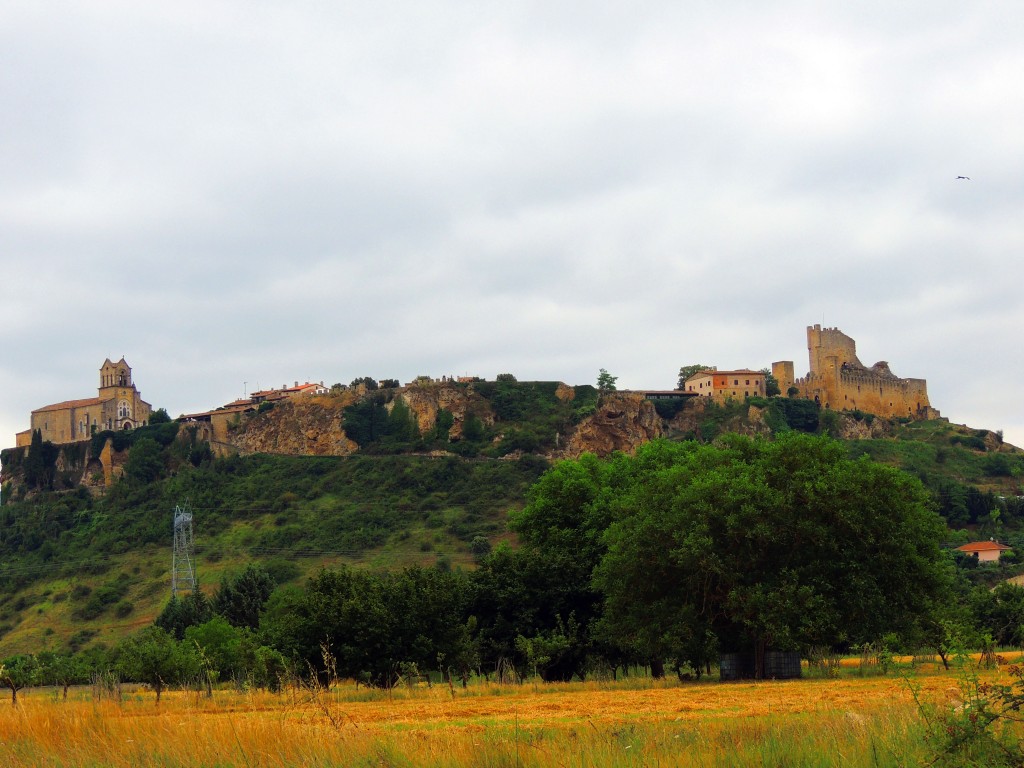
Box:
[15,358,153,447]
[773,325,937,420]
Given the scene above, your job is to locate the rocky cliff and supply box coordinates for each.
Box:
[395,383,495,439]
[230,395,359,456]
[561,392,663,458]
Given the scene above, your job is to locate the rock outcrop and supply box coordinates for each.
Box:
[396,383,495,440]
[230,395,359,456]
[562,392,663,458]
[833,413,893,440]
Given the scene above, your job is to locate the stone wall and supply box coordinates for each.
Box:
[777,324,935,419]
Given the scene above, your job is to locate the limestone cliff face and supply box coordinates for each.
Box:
[668,397,711,437]
[397,383,495,439]
[669,399,773,439]
[833,414,893,440]
[230,395,359,456]
[562,392,663,458]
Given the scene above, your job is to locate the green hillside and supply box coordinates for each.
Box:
[0,385,1022,657]
[0,448,547,654]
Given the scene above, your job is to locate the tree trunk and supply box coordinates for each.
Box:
[649,658,665,679]
[754,637,767,680]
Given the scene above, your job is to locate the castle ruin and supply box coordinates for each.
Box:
[772,325,938,420]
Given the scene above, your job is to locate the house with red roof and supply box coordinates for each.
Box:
[683,369,766,403]
[956,540,1012,563]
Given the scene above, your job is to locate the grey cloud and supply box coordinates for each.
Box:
[1,1,1023,449]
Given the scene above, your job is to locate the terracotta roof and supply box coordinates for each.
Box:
[957,541,1011,552]
[32,397,107,413]
[251,382,323,397]
[633,390,698,396]
[685,369,765,380]
[180,402,256,420]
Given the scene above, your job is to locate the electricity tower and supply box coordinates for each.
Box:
[171,502,197,597]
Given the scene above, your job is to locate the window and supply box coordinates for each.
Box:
[118,400,132,419]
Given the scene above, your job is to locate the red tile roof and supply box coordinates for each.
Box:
[251,382,323,397]
[957,541,1011,552]
[32,397,107,413]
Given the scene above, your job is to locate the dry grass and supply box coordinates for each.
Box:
[0,668,1004,767]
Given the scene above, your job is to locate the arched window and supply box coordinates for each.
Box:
[118,400,132,419]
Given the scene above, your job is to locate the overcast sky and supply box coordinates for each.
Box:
[2,1,1022,452]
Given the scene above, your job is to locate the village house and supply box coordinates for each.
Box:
[956,540,1012,562]
[249,381,329,404]
[683,369,766,403]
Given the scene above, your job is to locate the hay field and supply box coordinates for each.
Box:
[0,669,988,767]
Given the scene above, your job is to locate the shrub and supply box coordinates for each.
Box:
[951,435,987,451]
[983,454,1012,477]
[652,399,685,419]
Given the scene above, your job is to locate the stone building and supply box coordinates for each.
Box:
[683,370,766,402]
[772,325,936,420]
[15,358,153,447]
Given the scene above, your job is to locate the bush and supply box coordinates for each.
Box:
[983,454,1012,477]
[776,398,820,432]
[652,399,685,419]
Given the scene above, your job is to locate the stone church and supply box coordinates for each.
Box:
[15,358,153,447]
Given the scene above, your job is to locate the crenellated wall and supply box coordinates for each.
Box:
[777,325,937,420]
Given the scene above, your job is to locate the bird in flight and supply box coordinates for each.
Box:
[956,176,971,180]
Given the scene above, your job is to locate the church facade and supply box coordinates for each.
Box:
[15,358,153,447]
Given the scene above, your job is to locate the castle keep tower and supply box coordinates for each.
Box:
[773,325,936,420]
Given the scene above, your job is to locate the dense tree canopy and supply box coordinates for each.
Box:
[593,435,950,675]
[260,566,474,687]
[213,564,276,630]
[515,435,951,678]
[676,364,713,390]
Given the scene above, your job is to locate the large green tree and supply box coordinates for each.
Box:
[498,450,669,679]
[596,369,618,394]
[261,566,473,687]
[591,434,951,677]
[676,364,713,390]
[118,626,199,702]
[213,564,276,630]
[0,654,38,705]
[37,651,90,700]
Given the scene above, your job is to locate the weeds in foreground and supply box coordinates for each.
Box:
[915,660,1024,767]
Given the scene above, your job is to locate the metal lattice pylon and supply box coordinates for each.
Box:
[171,502,196,597]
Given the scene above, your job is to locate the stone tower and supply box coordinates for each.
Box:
[773,325,935,420]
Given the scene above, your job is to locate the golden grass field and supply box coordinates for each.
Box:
[0,661,1016,767]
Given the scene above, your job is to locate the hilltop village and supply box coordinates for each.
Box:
[11,325,937,457]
